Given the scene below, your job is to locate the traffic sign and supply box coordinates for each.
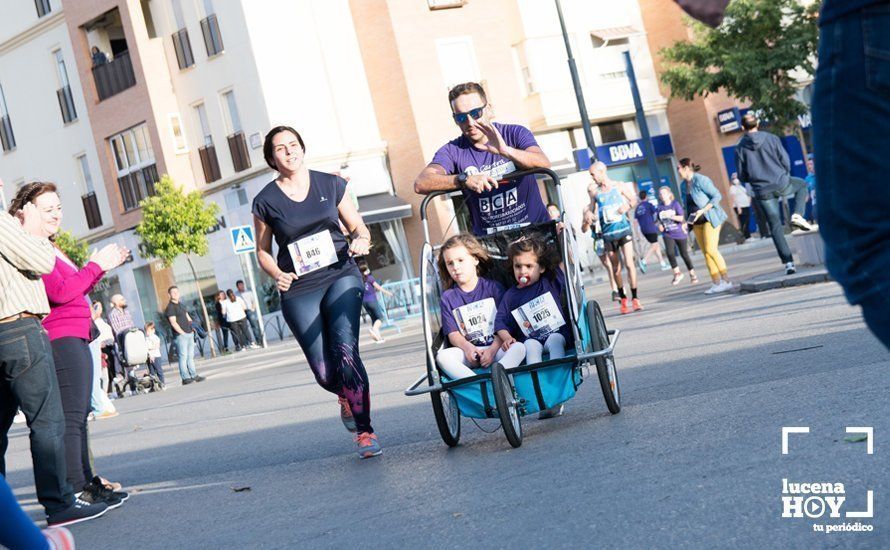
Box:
[230,225,256,255]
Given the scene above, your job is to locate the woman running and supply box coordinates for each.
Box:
[655,186,699,285]
[253,126,381,458]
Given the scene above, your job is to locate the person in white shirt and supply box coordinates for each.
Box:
[143,322,165,388]
[728,173,752,240]
[224,289,256,351]
[236,280,262,345]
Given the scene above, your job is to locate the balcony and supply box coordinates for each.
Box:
[227,132,251,172]
[200,14,224,57]
[172,28,195,70]
[92,51,136,101]
[198,143,222,183]
[56,85,77,124]
[0,115,15,152]
[82,192,102,229]
[118,163,159,211]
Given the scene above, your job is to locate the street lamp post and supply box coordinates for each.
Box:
[554,0,595,161]
[623,49,662,191]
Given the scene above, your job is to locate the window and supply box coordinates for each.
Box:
[77,155,103,229]
[169,113,188,153]
[194,103,212,146]
[35,0,52,17]
[194,103,220,183]
[222,90,242,133]
[171,0,194,70]
[199,0,224,57]
[109,124,158,211]
[54,51,77,123]
[599,121,627,144]
[0,84,14,152]
[436,37,480,90]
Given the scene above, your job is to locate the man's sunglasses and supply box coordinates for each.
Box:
[452,104,487,124]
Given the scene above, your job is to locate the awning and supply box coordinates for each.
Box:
[357,193,413,224]
[590,26,640,43]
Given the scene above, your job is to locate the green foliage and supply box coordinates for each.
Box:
[54,229,89,267]
[135,175,220,266]
[659,0,821,132]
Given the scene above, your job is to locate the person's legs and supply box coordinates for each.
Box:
[524,339,544,364]
[544,333,566,360]
[51,338,94,492]
[184,334,197,379]
[756,196,794,264]
[739,207,752,239]
[781,177,809,218]
[701,223,729,282]
[597,252,618,294]
[813,7,890,350]
[246,310,261,344]
[494,342,526,369]
[662,235,679,269]
[676,238,696,272]
[0,475,50,550]
[435,347,477,379]
[175,334,191,381]
[1,320,74,515]
[693,225,718,282]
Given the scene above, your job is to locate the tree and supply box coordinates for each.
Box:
[659,0,821,133]
[136,175,221,356]
[54,229,89,267]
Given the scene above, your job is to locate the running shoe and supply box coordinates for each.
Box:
[611,290,619,302]
[690,274,700,284]
[638,259,648,273]
[704,283,722,295]
[46,497,108,527]
[538,403,565,419]
[43,527,75,550]
[660,261,671,271]
[338,396,357,433]
[785,262,796,275]
[78,483,124,510]
[719,280,735,292]
[194,375,206,382]
[632,298,643,311]
[619,298,630,314]
[671,273,684,285]
[95,410,119,420]
[13,409,25,424]
[90,476,128,502]
[182,378,194,385]
[790,214,814,232]
[355,432,382,459]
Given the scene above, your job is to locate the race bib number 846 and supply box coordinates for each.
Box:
[287,230,338,275]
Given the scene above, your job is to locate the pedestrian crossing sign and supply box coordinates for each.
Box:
[230,225,256,255]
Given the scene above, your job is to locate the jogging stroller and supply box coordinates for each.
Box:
[114,328,162,395]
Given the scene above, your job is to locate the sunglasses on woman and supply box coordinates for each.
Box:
[452,104,487,124]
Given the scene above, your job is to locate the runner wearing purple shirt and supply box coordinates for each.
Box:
[634,191,668,272]
[656,187,698,286]
[414,82,551,236]
[435,235,526,380]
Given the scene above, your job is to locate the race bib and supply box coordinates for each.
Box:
[603,204,623,224]
[511,292,566,340]
[658,209,676,221]
[287,230,338,275]
[452,298,497,345]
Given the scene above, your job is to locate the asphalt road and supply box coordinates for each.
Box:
[6,247,888,549]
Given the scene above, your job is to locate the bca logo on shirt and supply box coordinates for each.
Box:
[479,187,518,213]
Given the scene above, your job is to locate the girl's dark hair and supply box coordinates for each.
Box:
[437,233,491,290]
[263,126,306,171]
[226,289,236,301]
[8,181,58,216]
[678,158,701,172]
[506,236,557,275]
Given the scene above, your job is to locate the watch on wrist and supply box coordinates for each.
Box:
[456,172,468,188]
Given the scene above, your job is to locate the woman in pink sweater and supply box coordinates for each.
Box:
[10,182,128,508]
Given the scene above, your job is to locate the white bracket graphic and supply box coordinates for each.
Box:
[845,426,874,455]
[782,426,810,455]
[846,490,874,518]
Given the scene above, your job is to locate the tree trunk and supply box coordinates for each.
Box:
[186,254,217,358]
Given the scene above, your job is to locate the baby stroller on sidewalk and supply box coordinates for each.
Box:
[113,328,163,395]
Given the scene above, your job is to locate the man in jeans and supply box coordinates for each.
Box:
[735,113,814,275]
[236,280,262,346]
[164,286,204,384]
[0,202,107,526]
[812,0,890,349]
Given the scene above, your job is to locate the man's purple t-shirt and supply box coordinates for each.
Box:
[634,201,659,235]
[431,122,549,235]
[656,200,687,240]
[440,277,505,347]
[495,270,573,345]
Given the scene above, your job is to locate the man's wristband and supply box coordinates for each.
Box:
[455,172,468,188]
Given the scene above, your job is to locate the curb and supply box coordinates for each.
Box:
[739,268,831,293]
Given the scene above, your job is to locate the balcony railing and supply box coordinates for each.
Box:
[227,132,251,172]
[56,85,77,124]
[92,50,136,101]
[172,28,195,70]
[0,115,15,152]
[198,143,222,183]
[82,192,102,229]
[118,163,159,211]
[200,14,224,57]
